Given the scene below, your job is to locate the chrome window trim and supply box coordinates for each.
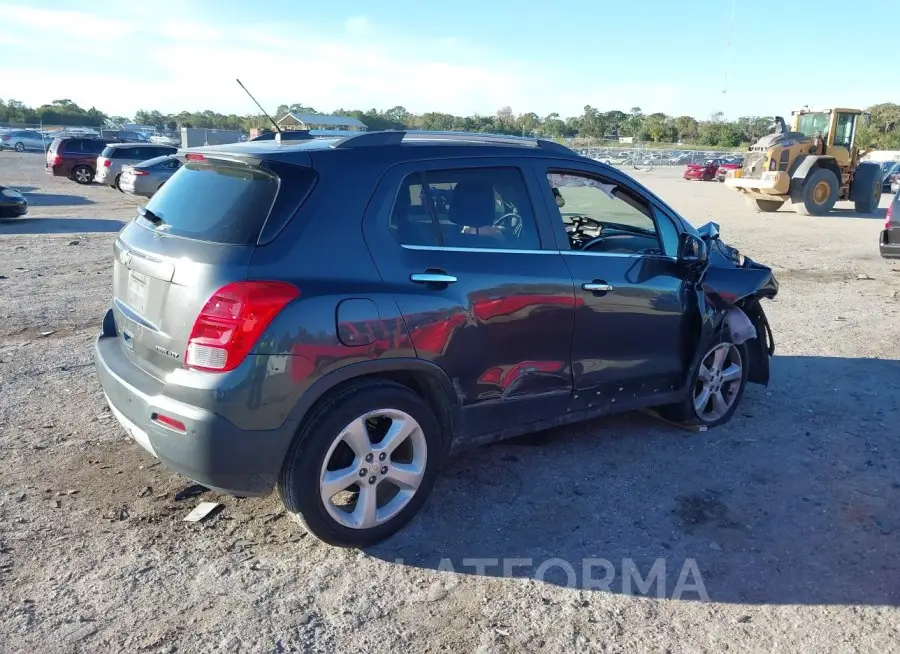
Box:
[400,243,677,260]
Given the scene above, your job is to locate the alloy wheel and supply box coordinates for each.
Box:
[319,409,427,530]
[75,168,91,183]
[693,342,743,422]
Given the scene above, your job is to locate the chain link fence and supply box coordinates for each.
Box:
[562,138,744,167]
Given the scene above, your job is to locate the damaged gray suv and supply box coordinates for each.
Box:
[94,131,778,547]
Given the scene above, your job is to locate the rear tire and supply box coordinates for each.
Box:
[114,174,122,192]
[14,142,25,152]
[748,198,784,212]
[72,166,93,184]
[792,168,839,216]
[278,380,445,547]
[658,335,749,427]
[851,162,881,214]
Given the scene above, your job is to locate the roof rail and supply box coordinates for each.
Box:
[332,129,575,153]
[334,130,405,148]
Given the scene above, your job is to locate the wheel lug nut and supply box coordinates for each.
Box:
[381,466,388,474]
[365,453,374,463]
[379,452,386,461]
[359,468,367,476]
[368,476,377,485]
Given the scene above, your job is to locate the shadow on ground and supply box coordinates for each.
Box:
[825,207,888,220]
[367,355,900,606]
[0,217,125,234]
[23,193,96,207]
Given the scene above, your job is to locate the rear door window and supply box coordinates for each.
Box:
[389,167,541,250]
[139,159,313,245]
[84,140,107,154]
[111,147,138,159]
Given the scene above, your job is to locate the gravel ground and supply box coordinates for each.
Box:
[1,151,899,653]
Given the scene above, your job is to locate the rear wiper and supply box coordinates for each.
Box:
[137,206,165,225]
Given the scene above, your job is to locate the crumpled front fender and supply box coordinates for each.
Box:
[683,235,778,386]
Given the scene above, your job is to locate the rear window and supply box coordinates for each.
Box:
[139,159,291,244]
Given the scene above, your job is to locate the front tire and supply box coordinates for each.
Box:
[658,336,749,427]
[792,168,839,216]
[278,380,444,547]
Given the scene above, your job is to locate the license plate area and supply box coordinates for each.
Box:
[128,270,148,314]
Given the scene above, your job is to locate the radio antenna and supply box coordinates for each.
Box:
[236,78,281,133]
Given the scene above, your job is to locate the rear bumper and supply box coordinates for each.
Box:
[880,229,900,259]
[119,178,154,197]
[93,320,296,496]
[0,202,27,217]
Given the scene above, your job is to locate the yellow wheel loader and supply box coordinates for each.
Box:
[724,107,882,215]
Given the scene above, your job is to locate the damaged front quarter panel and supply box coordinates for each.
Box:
[688,223,778,386]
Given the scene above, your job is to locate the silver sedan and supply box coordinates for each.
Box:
[1,129,49,152]
[118,155,182,198]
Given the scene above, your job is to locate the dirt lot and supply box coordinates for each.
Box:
[1,150,899,653]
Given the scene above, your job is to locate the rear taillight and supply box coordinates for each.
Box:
[50,155,61,166]
[101,158,112,167]
[131,170,148,176]
[887,203,893,229]
[1,135,8,141]
[185,281,299,372]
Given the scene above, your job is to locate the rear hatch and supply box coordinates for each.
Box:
[46,138,62,168]
[111,152,316,378]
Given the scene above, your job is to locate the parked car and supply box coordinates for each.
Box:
[46,136,116,184]
[879,161,900,193]
[118,154,182,198]
[880,188,899,259]
[684,159,724,181]
[1,130,48,152]
[0,185,28,217]
[716,159,743,182]
[100,129,151,143]
[95,143,179,189]
[94,131,778,547]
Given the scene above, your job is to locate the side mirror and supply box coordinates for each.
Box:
[678,232,708,265]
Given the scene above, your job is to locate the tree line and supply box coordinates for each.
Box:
[2,97,899,149]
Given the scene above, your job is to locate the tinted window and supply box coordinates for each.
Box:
[545,171,661,255]
[110,147,138,159]
[390,167,540,250]
[140,160,304,245]
[83,140,107,154]
[136,155,177,169]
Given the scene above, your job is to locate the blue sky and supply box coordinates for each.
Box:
[1,0,895,120]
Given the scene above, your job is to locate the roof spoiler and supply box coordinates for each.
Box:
[333,130,573,153]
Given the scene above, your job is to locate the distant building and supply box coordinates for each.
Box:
[276,112,367,133]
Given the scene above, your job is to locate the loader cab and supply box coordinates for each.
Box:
[791,107,862,167]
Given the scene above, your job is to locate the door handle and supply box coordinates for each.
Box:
[582,281,614,292]
[410,272,457,284]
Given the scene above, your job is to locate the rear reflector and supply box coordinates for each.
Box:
[153,413,186,433]
[185,281,300,372]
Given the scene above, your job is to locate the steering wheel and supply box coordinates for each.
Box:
[493,212,523,238]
